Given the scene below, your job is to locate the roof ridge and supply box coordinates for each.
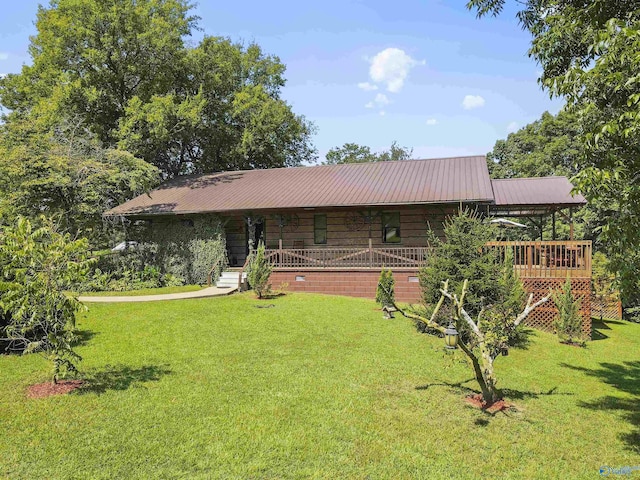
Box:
[163,156,490,179]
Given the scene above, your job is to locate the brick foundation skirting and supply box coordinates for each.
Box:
[270,270,592,336]
[270,269,422,303]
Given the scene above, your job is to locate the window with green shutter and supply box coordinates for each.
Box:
[382,212,401,243]
[314,214,327,244]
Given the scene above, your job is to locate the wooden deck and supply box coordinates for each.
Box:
[264,239,592,278]
[486,240,592,278]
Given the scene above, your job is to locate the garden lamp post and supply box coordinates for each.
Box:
[444,322,459,349]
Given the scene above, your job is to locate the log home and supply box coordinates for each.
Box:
[107,156,591,333]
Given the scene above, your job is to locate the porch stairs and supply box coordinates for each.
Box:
[215,270,245,290]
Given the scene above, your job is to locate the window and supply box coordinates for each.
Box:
[314,214,327,244]
[382,212,401,243]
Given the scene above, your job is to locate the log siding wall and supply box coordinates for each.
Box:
[223,205,455,266]
[263,205,453,249]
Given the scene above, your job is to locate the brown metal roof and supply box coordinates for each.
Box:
[106,156,495,216]
[491,177,587,207]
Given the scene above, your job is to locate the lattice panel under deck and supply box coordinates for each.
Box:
[521,277,591,336]
[591,297,622,320]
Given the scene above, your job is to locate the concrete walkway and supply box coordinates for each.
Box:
[78,286,237,303]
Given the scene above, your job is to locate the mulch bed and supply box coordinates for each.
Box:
[26,380,85,399]
[465,394,513,414]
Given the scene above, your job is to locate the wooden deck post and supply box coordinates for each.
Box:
[569,207,574,240]
[368,238,373,268]
[278,238,283,268]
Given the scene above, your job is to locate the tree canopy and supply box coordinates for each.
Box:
[0,115,160,246]
[0,0,316,178]
[487,110,582,179]
[324,141,412,165]
[468,0,640,303]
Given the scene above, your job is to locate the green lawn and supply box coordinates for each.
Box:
[77,284,204,296]
[0,293,638,479]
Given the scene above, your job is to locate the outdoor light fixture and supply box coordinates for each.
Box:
[444,322,459,349]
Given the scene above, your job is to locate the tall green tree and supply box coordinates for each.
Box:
[117,38,316,176]
[488,110,582,179]
[0,115,160,246]
[0,0,316,178]
[1,0,197,144]
[468,0,640,303]
[324,141,412,165]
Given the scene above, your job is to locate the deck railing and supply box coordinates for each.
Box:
[485,240,592,278]
[261,239,592,277]
[264,240,428,270]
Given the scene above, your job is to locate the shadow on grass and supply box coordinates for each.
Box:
[509,326,534,350]
[591,319,614,341]
[76,364,172,395]
[561,361,640,453]
[415,380,570,401]
[416,379,572,421]
[259,292,287,300]
[71,329,99,347]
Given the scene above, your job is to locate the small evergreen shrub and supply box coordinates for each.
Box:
[419,210,527,350]
[247,241,272,299]
[376,268,395,307]
[553,277,586,345]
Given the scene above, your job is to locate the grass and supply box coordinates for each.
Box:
[77,284,204,296]
[0,292,638,479]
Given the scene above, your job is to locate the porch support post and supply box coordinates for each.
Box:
[539,215,543,240]
[569,207,574,240]
[552,211,556,240]
[246,216,256,252]
[368,238,373,268]
[278,238,283,268]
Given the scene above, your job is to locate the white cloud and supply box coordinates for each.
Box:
[426,118,438,126]
[379,110,386,116]
[0,53,8,61]
[369,48,424,93]
[0,74,6,79]
[358,82,378,91]
[462,95,485,110]
[506,121,519,133]
[365,93,390,109]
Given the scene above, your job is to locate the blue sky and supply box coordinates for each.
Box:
[0,0,563,161]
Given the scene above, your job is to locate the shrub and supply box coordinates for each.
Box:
[376,268,395,307]
[553,277,586,345]
[79,214,228,291]
[0,217,92,383]
[247,241,272,299]
[624,306,640,323]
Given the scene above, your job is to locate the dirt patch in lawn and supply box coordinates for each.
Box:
[27,380,85,399]
[465,394,514,414]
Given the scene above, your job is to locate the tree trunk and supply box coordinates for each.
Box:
[478,346,500,405]
[460,341,500,406]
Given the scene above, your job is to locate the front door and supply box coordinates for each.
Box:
[245,218,265,255]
